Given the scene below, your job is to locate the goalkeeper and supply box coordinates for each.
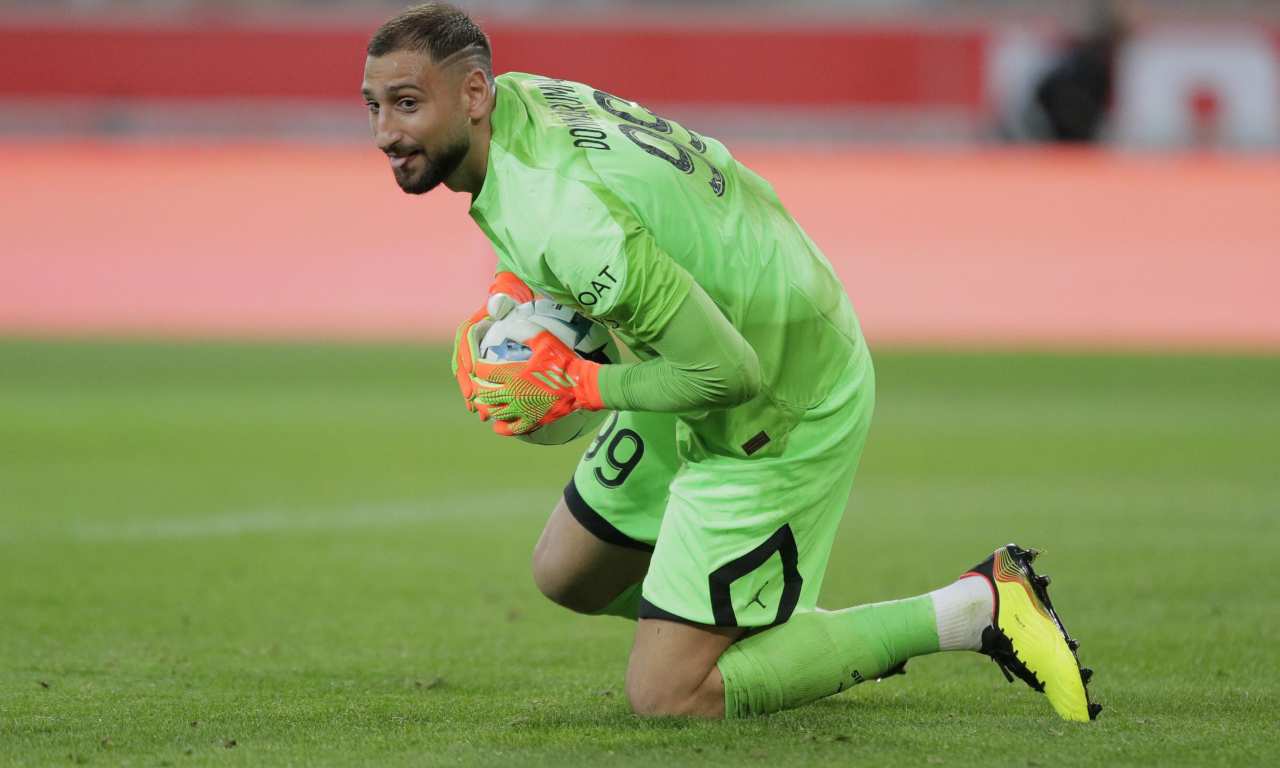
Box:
[362,3,1098,721]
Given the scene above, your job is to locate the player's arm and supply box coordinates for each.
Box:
[472,247,761,435]
[472,173,761,433]
[534,175,761,413]
[594,251,761,413]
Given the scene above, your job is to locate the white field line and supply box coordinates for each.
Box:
[11,492,546,543]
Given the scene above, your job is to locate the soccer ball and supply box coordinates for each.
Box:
[479,299,619,445]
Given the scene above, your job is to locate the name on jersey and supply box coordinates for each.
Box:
[533,77,612,151]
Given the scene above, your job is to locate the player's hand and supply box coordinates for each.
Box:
[451,272,534,412]
[472,331,605,436]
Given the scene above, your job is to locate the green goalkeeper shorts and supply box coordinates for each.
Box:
[566,354,875,628]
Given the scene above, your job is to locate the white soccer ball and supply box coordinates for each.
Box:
[479,299,620,445]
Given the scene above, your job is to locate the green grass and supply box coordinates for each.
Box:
[1,340,1277,767]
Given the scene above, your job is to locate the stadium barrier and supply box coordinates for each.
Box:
[0,19,984,107]
[3,18,1279,146]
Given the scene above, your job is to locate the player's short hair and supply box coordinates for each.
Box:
[367,2,492,79]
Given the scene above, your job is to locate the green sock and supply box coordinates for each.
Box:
[717,595,941,718]
[593,582,642,620]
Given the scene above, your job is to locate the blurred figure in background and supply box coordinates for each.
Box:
[1019,0,1135,143]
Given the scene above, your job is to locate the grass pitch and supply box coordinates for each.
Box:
[1,341,1276,767]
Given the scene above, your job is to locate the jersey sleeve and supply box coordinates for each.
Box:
[471,147,762,415]
[547,178,762,413]
[597,281,762,413]
[538,175,692,344]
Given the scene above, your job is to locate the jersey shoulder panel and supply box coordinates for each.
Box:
[491,72,730,205]
[471,139,630,317]
[489,72,617,185]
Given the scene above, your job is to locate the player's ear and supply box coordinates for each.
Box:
[461,68,492,123]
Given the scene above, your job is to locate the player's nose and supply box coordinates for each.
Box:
[372,114,403,153]
[375,129,402,154]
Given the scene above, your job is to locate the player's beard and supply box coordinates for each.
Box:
[395,133,469,195]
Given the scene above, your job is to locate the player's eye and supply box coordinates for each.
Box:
[366,102,380,114]
[397,98,418,111]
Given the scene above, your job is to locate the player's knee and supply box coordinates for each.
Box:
[625,675,700,717]
[531,539,608,614]
[530,544,576,610]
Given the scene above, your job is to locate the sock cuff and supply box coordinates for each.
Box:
[717,643,779,719]
[929,575,992,652]
[716,645,749,719]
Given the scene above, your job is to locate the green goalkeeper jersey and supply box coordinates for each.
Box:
[469,72,869,461]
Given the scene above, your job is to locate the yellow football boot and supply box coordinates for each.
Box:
[966,544,1101,722]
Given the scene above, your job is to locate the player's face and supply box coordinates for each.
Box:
[362,50,471,195]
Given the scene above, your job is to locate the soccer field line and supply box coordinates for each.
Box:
[7,469,1271,547]
[5,492,543,544]
[7,479,1271,546]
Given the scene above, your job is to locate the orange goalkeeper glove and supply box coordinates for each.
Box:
[451,272,534,413]
[472,330,606,436]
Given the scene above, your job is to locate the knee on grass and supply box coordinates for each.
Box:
[530,546,613,614]
[626,676,708,717]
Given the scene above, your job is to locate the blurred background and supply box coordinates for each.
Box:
[1,0,1277,347]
